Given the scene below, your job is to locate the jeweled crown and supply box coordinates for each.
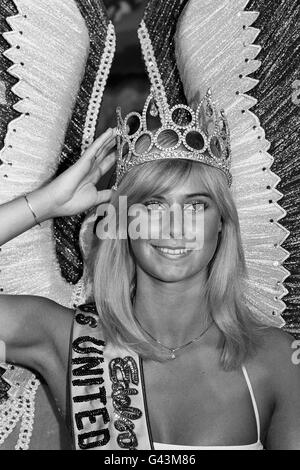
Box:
[113,88,232,189]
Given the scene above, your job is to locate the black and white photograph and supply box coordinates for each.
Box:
[0,0,299,452]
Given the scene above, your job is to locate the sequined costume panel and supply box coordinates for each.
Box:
[246,0,300,338]
[53,0,116,285]
[0,0,19,152]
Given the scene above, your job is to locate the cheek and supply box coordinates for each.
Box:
[130,238,151,263]
[130,239,160,277]
[204,213,220,242]
[185,212,220,270]
[201,213,221,259]
[183,210,220,250]
[128,208,154,240]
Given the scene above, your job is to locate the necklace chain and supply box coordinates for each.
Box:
[135,316,214,360]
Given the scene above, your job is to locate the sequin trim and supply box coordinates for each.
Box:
[109,357,142,450]
[71,317,111,450]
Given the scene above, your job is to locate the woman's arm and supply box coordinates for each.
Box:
[0,127,116,246]
[265,328,300,450]
[0,294,73,373]
[0,127,116,373]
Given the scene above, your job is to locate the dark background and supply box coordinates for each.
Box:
[99,0,149,134]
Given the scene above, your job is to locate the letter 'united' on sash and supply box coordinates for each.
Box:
[71,304,153,450]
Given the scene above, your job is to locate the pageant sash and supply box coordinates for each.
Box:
[70,304,153,450]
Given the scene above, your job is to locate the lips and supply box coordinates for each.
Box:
[151,244,187,250]
[151,244,192,258]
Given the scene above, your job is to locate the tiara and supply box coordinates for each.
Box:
[113,88,232,189]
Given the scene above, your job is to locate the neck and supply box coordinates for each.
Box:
[133,267,212,349]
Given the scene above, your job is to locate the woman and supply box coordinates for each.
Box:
[0,121,299,450]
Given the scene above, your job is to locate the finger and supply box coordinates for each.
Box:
[98,150,117,178]
[91,127,116,151]
[94,135,117,162]
[83,150,116,187]
[81,128,115,163]
[84,137,116,175]
[55,130,116,192]
[85,128,117,162]
[96,189,113,206]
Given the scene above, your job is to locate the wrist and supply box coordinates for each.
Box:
[26,186,57,223]
[24,194,41,227]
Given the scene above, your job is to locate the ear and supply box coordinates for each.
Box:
[218,219,223,233]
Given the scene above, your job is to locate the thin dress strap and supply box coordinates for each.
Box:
[242,365,261,443]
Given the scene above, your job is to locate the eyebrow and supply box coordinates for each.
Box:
[145,193,212,201]
[184,193,212,199]
[147,192,212,200]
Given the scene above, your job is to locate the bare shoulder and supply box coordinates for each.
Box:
[0,294,74,374]
[8,294,73,343]
[252,326,300,398]
[253,328,300,449]
[27,296,74,373]
[31,295,74,341]
[256,326,297,366]
[0,293,73,321]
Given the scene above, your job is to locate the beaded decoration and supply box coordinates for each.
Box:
[81,21,116,153]
[0,366,39,450]
[109,357,142,450]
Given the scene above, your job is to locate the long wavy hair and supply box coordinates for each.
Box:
[93,158,266,370]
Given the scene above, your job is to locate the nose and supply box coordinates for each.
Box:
[169,204,184,240]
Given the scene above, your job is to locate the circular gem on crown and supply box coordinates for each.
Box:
[184,129,207,153]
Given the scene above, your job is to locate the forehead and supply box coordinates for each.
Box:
[159,170,210,199]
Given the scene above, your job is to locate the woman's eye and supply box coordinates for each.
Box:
[184,201,207,212]
[144,201,166,211]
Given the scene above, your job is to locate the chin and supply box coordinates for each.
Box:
[144,255,207,283]
[154,262,208,283]
[152,268,189,283]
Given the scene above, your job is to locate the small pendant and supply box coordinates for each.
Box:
[206,103,214,118]
[150,101,159,117]
[171,352,176,360]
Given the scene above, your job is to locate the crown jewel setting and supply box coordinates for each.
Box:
[113,88,232,189]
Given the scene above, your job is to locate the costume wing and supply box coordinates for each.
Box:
[0,0,115,449]
[138,0,295,329]
[174,0,299,332]
[247,0,300,338]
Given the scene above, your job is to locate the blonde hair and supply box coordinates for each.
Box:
[94,159,265,370]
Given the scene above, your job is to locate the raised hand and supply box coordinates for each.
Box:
[0,128,117,246]
[46,128,117,218]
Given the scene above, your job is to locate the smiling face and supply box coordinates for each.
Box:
[128,170,222,283]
